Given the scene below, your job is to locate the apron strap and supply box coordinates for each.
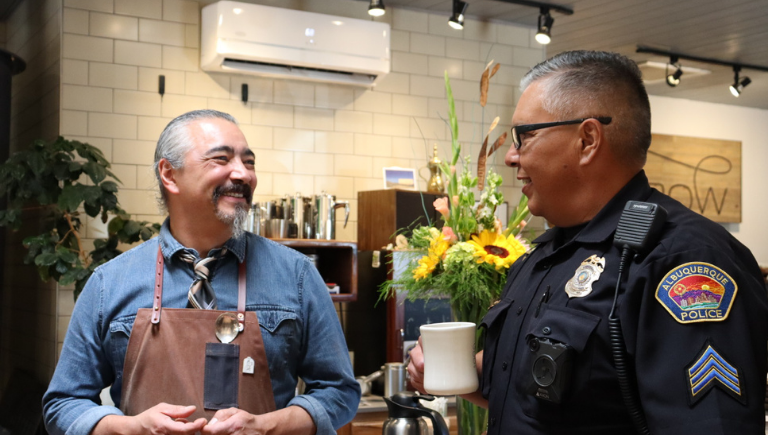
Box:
[151,245,248,329]
[152,246,164,324]
[237,261,246,330]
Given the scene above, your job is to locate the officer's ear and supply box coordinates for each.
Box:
[577,118,604,166]
[158,158,181,195]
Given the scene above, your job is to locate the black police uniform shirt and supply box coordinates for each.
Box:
[480,170,768,435]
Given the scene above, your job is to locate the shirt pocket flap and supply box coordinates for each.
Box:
[256,308,299,334]
[109,315,136,337]
[480,298,513,329]
[107,315,136,379]
[526,305,600,353]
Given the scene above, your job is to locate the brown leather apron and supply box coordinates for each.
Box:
[120,246,277,420]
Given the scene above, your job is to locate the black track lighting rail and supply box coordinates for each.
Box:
[495,0,573,15]
[636,45,768,73]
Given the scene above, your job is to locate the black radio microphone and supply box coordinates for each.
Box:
[613,201,667,256]
[609,200,667,435]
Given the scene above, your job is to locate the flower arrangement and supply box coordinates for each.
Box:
[380,68,532,321]
[379,66,532,435]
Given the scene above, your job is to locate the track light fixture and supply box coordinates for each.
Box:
[449,0,468,30]
[637,46,768,98]
[368,0,385,17]
[666,56,683,87]
[729,66,751,97]
[495,1,573,43]
[535,8,554,45]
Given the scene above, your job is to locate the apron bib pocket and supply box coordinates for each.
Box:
[204,343,240,410]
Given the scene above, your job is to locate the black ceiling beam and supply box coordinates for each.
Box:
[494,0,574,15]
[637,45,768,73]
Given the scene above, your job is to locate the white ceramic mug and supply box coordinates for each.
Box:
[420,321,479,395]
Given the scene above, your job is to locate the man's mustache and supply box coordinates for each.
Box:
[213,184,253,205]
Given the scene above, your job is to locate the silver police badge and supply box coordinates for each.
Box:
[565,255,606,298]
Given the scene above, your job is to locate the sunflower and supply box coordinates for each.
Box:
[469,230,527,270]
[412,232,451,281]
[413,253,440,281]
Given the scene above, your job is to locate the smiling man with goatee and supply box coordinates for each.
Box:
[43,110,360,435]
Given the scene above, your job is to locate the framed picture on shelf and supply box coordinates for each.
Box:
[383,167,418,190]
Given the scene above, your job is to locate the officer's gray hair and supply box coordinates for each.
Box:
[153,109,238,210]
[520,50,651,167]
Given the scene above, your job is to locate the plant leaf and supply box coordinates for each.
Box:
[83,161,107,184]
[35,252,58,266]
[57,248,79,264]
[477,135,490,191]
[82,185,102,205]
[84,201,101,217]
[57,185,83,212]
[100,181,118,193]
[139,226,153,241]
[108,215,125,234]
[489,63,501,79]
[27,152,47,176]
[59,268,80,286]
[480,68,490,107]
[68,161,83,177]
[444,72,460,167]
[101,192,118,210]
[488,132,508,158]
[487,116,500,137]
[53,162,70,181]
[55,260,70,274]
[122,220,141,237]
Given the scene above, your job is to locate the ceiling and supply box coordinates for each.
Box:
[3,0,766,109]
[383,0,768,110]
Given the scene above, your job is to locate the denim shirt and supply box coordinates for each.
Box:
[43,220,360,435]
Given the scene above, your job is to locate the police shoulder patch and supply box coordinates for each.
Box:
[686,341,745,406]
[655,262,737,324]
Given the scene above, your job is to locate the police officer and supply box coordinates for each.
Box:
[408,51,768,434]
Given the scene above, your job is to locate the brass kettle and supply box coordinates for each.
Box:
[422,144,445,193]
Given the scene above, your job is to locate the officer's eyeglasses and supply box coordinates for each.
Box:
[511,117,612,150]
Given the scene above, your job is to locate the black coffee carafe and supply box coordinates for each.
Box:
[382,392,449,435]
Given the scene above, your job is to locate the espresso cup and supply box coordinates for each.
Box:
[420,322,479,395]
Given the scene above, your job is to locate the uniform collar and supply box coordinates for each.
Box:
[159,218,247,263]
[533,170,653,246]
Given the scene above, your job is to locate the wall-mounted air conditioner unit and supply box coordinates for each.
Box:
[201,1,391,87]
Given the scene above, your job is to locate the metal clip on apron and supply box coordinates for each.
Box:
[120,246,277,420]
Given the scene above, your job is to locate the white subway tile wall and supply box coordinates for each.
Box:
[53,0,545,307]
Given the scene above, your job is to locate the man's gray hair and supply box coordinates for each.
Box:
[153,109,238,210]
[520,50,651,167]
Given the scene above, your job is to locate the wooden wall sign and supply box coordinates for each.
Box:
[645,133,741,223]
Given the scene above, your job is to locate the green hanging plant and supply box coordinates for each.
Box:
[0,137,160,299]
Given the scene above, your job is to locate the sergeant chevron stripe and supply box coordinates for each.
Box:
[686,342,745,406]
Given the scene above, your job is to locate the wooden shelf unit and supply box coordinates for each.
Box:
[271,239,358,302]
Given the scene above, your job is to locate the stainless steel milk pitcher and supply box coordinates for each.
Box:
[288,193,314,239]
[313,192,349,240]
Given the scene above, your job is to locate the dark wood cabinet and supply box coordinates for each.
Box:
[271,239,357,302]
[357,190,444,251]
[351,190,450,374]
